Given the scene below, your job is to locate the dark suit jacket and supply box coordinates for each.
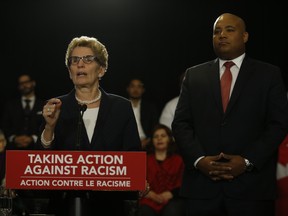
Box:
[172,56,288,200]
[35,87,142,200]
[2,96,45,150]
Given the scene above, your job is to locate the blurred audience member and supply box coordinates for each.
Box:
[138,124,185,216]
[159,73,185,129]
[0,129,7,186]
[1,74,44,150]
[126,78,159,149]
[1,74,46,215]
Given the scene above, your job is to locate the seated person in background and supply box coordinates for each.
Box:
[0,129,7,186]
[0,129,19,214]
[138,124,185,216]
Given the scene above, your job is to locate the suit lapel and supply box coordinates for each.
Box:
[208,59,223,113]
[225,57,253,114]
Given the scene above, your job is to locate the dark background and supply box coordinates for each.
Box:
[1,0,287,114]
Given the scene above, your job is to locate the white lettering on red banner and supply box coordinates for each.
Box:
[5,151,146,191]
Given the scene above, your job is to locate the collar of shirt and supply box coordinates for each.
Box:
[22,96,36,109]
[218,53,245,96]
[219,53,245,75]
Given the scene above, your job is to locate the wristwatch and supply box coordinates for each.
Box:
[244,158,254,172]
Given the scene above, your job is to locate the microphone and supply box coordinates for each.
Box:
[79,104,87,117]
[75,104,87,150]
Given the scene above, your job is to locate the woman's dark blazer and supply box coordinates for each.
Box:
[36,87,141,151]
[172,56,288,200]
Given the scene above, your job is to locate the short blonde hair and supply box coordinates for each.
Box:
[65,36,108,70]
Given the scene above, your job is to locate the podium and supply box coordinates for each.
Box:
[5,150,147,215]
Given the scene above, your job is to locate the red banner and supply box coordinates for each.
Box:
[5,150,146,191]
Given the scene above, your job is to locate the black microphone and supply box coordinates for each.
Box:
[75,104,87,149]
[79,104,87,116]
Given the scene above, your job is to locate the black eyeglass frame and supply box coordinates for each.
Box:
[68,55,100,65]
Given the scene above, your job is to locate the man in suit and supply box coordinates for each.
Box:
[2,74,44,150]
[126,78,159,149]
[1,74,46,215]
[172,13,288,216]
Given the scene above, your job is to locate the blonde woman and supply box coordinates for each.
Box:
[36,36,142,216]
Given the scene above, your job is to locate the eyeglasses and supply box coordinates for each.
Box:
[18,80,32,86]
[68,55,98,65]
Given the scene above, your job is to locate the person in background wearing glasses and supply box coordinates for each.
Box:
[1,74,44,150]
[1,74,46,215]
[35,36,142,216]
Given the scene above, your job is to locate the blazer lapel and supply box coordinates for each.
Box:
[90,88,111,149]
[208,59,223,113]
[225,57,254,114]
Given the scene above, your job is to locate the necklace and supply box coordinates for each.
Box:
[75,91,102,105]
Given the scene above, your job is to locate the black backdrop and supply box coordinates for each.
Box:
[1,0,287,115]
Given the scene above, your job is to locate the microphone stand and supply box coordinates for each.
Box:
[75,104,87,150]
[71,104,87,216]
